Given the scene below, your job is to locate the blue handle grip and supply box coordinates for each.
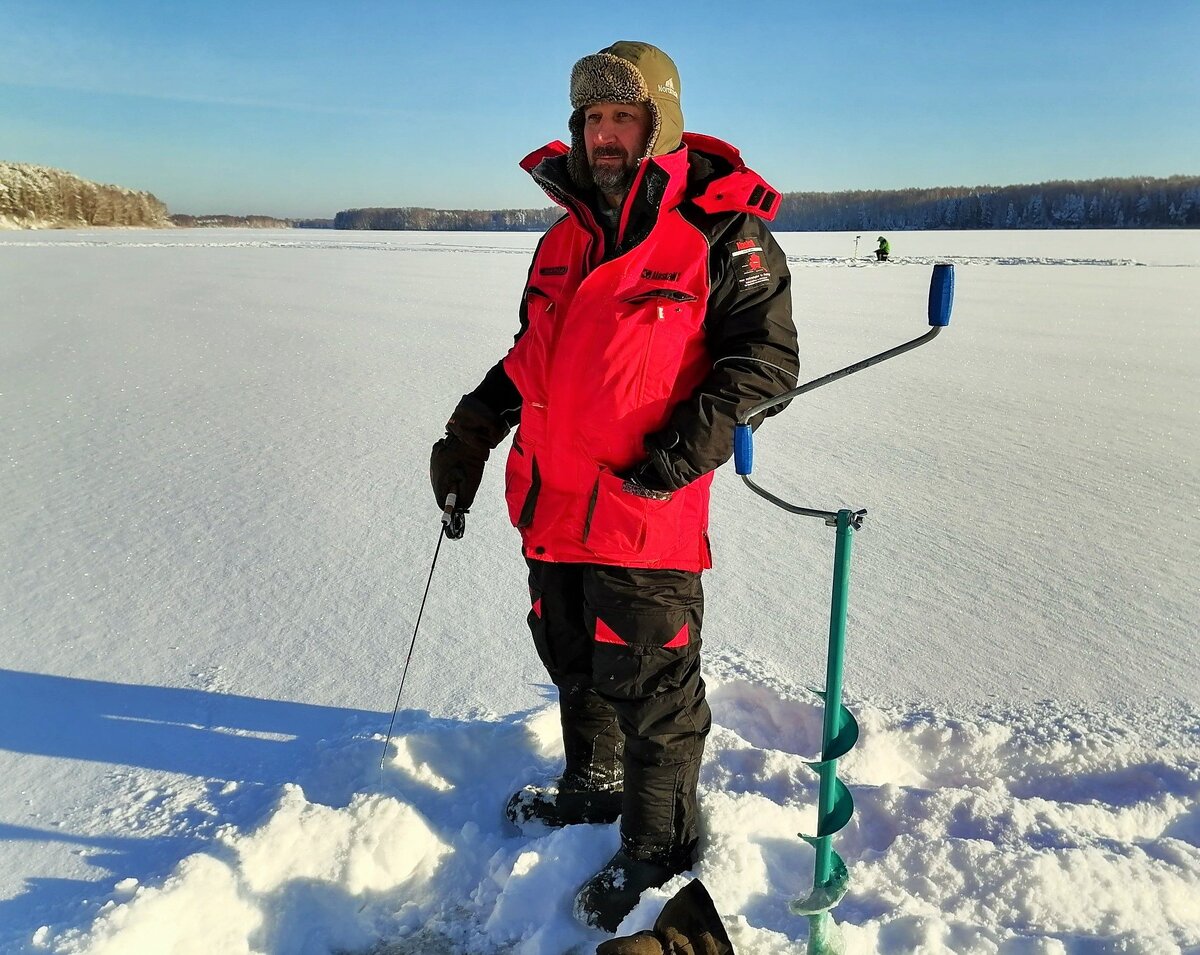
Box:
[928,264,954,327]
[734,424,753,474]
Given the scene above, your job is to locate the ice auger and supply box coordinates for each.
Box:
[733,264,955,954]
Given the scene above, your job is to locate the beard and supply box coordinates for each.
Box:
[590,147,638,195]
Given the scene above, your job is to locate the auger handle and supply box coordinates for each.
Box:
[734,424,754,476]
[734,264,954,481]
[928,263,954,327]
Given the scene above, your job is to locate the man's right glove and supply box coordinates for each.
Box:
[429,396,509,513]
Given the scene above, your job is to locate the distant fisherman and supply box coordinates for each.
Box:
[429,41,799,932]
[876,235,890,261]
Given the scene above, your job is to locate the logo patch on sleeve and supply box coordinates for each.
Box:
[726,238,772,290]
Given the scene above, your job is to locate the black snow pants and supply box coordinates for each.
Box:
[524,558,711,867]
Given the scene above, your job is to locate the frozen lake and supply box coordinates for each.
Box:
[1,228,1198,954]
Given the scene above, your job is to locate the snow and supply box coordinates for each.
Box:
[1,228,1198,954]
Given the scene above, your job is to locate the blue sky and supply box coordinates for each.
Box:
[2,1,1197,218]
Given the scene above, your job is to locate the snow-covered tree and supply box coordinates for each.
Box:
[0,161,168,228]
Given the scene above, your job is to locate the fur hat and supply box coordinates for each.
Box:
[567,41,683,188]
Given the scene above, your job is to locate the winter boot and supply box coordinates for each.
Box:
[508,680,625,831]
[573,839,695,933]
[505,776,623,830]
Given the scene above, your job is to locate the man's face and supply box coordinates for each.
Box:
[583,101,651,196]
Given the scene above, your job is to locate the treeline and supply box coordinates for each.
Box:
[772,175,1200,231]
[170,213,293,228]
[170,214,335,228]
[0,161,168,228]
[333,206,560,231]
[333,175,1198,231]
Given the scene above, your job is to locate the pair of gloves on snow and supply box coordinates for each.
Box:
[429,396,686,531]
[595,880,734,955]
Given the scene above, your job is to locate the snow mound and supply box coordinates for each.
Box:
[50,787,448,955]
[38,681,1200,955]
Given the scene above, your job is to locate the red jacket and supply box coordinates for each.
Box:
[497,134,797,571]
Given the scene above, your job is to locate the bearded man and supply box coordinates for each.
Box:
[430,40,799,933]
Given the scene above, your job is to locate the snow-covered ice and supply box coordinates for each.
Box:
[1,228,1197,953]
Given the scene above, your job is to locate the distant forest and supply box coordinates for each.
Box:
[1,161,168,228]
[773,175,1199,230]
[332,175,1200,231]
[170,213,293,228]
[168,214,338,228]
[333,207,559,231]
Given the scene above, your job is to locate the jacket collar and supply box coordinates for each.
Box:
[518,133,780,255]
[521,140,689,214]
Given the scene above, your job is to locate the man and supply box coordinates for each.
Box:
[876,235,890,261]
[430,41,798,932]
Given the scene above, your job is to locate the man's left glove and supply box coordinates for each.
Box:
[624,430,690,497]
[429,396,509,514]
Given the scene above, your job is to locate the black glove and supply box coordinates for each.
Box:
[623,430,689,498]
[429,396,508,512]
[430,433,485,512]
[622,458,674,500]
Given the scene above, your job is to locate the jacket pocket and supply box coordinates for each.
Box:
[524,286,558,340]
[616,289,703,404]
[505,438,540,528]
[583,468,681,559]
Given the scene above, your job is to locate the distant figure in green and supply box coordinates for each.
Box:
[875,236,890,262]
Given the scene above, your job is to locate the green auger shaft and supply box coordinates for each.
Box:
[790,508,859,954]
[813,509,854,887]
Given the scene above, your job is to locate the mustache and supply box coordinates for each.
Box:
[592,146,628,159]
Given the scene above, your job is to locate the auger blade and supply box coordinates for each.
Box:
[812,690,860,761]
[790,848,849,915]
[799,774,855,838]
